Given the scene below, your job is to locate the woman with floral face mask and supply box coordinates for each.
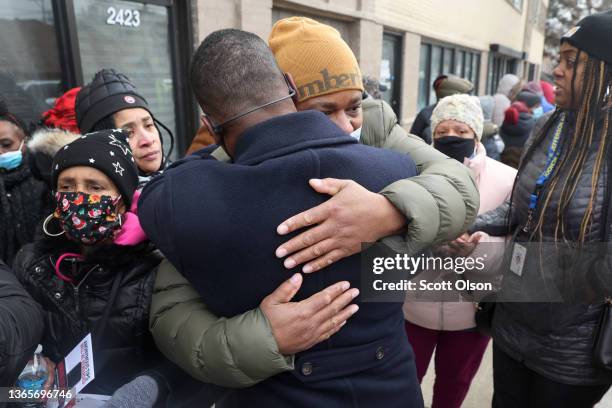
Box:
[11,129,168,396]
[0,98,48,266]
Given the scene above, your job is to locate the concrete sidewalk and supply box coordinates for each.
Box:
[420,344,612,408]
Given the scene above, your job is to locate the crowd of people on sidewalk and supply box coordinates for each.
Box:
[0,9,611,408]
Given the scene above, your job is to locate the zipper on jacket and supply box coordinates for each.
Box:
[69,263,98,317]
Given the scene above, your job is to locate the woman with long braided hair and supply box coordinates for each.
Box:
[489,11,612,407]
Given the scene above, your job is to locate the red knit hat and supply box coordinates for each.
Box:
[504,101,529,126]
[43,87,81,133]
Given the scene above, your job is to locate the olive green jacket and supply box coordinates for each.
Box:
[149,98,479,387]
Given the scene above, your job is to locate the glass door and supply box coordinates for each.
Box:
[72,0,178,157]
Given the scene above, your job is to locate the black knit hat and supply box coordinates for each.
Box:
[75,69,150,134]
[51,129,138,207]
[561,10,612,65]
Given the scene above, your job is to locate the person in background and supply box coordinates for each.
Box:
[0,260,43,386]
[491,74,523,126]
[28,87,81,189]
[411,74,474,144]
[499,101,536,169]
[404,94,516,408]
[540,79,556,105]
[41,87,81,134]
[524,80,554,113]
[516,90,544,119]
[0,98,48,266]
[75,69,174,187]
[479,95,504,160]
[362,75,388,100]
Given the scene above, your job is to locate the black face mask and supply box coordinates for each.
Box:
[434,136,476,163]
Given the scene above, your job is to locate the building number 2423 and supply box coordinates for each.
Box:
[106,7,141,28]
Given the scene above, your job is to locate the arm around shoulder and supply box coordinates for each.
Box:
[378,121,480,252]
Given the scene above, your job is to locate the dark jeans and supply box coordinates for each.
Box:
[492,344,611,408]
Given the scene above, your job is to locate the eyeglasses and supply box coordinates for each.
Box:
[203,75,296,134]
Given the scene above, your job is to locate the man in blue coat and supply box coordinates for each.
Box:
[140,29,423,407]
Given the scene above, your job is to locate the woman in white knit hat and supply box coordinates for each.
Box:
[403,94,516,408]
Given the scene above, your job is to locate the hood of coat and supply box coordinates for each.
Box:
[27,128,80,157]
[27,128,80,187]
[478,95,495,121]
[496,74,520,98]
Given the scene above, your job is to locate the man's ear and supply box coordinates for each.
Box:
[201,114,222,146]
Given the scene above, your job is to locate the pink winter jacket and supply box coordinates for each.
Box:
[403,143,517,331]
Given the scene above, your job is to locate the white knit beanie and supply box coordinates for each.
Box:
[431,94,484,141]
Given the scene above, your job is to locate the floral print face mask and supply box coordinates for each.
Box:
[53,191,122,245]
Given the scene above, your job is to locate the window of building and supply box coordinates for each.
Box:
[486,54,519,94]
[0,0,61,125]
[528,63,538,81]
[417,41,480,111]
[380,33,403,119]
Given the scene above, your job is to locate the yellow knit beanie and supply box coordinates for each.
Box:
[269,17,364,102]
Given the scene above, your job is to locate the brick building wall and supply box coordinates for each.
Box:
[194,0,547,126]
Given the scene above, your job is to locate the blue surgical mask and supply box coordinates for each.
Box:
[0,142,23,170]
[350,127,362,141]
[532,106,544,120]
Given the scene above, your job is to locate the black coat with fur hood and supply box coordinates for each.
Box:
[12,235,163,394]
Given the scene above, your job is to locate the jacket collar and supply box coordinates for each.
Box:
[464,142,487,184]
[233,111,357,165]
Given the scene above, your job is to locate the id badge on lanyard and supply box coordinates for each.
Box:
[510,243,527,276]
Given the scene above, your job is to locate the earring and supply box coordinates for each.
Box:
[43,214,64,237]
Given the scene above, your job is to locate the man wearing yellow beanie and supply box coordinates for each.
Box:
[158,18,480,396]
[269,16,363,135]
[190,16,479,271]
[268,17,478,272]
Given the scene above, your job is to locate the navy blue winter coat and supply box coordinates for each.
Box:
[140,111,424,407]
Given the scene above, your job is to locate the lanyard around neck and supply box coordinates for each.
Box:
[523,113,566,233]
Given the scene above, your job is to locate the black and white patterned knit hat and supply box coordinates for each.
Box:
[51,129,139,206]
